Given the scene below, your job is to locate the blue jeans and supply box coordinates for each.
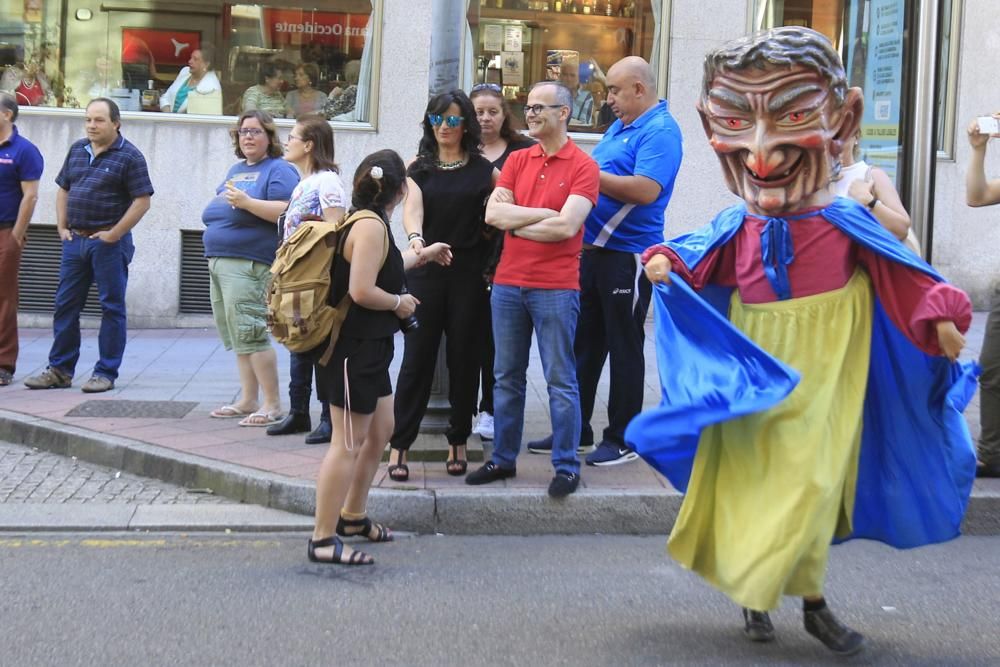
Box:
[288,350,330,421]
[49,232,134,380]
[491,284,581,475]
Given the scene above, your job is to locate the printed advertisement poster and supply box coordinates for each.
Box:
[501,51,524,87]
[846,0,906,183]
[484,24,503,52]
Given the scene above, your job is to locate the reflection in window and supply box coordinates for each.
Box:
[751,0,912,187]
[468,1,662,135]
[0,0,378,123]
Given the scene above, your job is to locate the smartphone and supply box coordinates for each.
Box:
[977,115,999,135]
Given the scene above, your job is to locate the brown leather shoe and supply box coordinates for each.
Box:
[81,376,114,393]
[23,367,72,390]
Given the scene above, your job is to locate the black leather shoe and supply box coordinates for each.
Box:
[266,411,311,436]
[742,608,775,642]
[304,419,331,444]
[465,461,516,485]
[976,461,1000,478]
[547,472,579,498]
[804,606,865,655]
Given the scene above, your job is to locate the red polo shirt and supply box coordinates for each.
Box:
[493,138,599,290]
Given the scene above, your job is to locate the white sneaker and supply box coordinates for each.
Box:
[474,412,494,440]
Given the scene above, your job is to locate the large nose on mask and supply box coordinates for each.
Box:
[741,126,787,180]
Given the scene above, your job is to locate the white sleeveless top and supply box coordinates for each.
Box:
[830,160,870,197]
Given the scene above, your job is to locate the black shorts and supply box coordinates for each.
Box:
[315,335,394,415]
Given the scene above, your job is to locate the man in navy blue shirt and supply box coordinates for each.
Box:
[0,92,43,386]
[25,98,153,393]
[528,56,683,465]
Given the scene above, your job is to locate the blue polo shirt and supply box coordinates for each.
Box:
[584,100,682,253]
[55,134,154,230]
[0,126,44,227]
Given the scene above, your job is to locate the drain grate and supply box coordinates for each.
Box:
[65,400,199,419]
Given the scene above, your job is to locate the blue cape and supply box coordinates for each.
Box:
[626,198,979,549]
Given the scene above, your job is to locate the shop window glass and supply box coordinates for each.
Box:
[467,1,663,135]
[0,0,379,123]
[751,0,913,188]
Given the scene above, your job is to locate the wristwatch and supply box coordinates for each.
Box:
[866,197,879,210]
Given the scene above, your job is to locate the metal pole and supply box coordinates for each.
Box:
[907,0,939,258]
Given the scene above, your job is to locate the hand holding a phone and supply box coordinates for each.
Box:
[968,113,1000,149]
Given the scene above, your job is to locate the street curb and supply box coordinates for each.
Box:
[3,409,999,536]
[0,504,315,532]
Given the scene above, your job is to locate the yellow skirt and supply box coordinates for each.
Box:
[667,270,874,611]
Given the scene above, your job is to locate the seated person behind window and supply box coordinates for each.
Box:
[324,59,360,121]
[285,63,328,118]
[242,62,287,117]
[559,62,594,127]
[14,61,52,106]
[160,45,222,113]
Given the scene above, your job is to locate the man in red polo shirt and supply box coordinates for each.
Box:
[466,81,599,497]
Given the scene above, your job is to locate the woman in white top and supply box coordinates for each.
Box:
[832,130,916,251]
[266,113,348,444]
[160,46,222,114]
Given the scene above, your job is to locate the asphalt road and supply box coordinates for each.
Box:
[1,534,997,666]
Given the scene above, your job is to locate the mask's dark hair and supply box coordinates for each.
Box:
[702,26,847,108]
[0,91,18,122]
[411,89,482,176]
[470,86,531,144]
[259,61,281,85]
[295,112,339,174]
[351,149,406,217]
[87,97,121,127]
[231,110,283,160]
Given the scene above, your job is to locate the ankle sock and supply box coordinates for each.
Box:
[803,598,827,613]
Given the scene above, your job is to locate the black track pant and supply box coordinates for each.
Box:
[575,248,651,448]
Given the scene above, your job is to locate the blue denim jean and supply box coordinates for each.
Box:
[490,284,581,475]
[288,350,330,421]
[49,232,134,380]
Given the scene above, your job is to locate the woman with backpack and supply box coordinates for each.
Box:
[267,113,347,443]
[309,150,452,565]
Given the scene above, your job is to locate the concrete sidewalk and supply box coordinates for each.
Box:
[1,316,997,535]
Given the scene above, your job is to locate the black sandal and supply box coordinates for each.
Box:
[307,536,374,565]
[446,444,468,476]
[336,515,394,542]
[387,448,409,482]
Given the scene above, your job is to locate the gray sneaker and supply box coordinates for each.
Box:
[81,376,114,393]
[23,367,72,390]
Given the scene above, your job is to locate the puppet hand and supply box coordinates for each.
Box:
[936,320,965,362]
[644,254,673,285]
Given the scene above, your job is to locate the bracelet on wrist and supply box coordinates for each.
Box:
[866,197,879,210]
[407,232,424,242]
[393,294,401,311]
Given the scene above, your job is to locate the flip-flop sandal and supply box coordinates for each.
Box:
[210,405,251,419]
[239,411,283,427]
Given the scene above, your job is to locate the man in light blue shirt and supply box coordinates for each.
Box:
[528,57,682,465]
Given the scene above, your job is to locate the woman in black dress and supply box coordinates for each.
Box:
[386,90,497,480]
[309,150,451,565]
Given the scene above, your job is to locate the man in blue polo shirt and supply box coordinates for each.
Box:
[0,92,43,387]
[25,98,153,393]
[528,56,682,465]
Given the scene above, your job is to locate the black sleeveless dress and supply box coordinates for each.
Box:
[315,210,404,415]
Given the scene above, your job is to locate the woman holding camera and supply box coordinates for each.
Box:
[386,90,498,481]
[309,150,451,565]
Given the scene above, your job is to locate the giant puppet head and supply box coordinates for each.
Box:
[698,27,863,216]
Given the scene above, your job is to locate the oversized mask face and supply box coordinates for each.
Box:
[699,64,861,216]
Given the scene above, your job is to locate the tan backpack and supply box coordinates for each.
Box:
[267,210,387,365]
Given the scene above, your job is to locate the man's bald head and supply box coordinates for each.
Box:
[605,56,658,125]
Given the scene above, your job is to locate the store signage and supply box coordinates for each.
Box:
[263,9,368,50]
[24,0,42,23]
[122,28,200,68]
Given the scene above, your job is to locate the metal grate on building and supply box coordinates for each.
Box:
[179,230,212,314]
[18,225,101,317]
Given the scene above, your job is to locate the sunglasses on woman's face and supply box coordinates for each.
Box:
[428,114,463,128]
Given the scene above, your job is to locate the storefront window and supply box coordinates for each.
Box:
[0,0,380,123]
[467,1,664,135]
[751,0,913,187]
